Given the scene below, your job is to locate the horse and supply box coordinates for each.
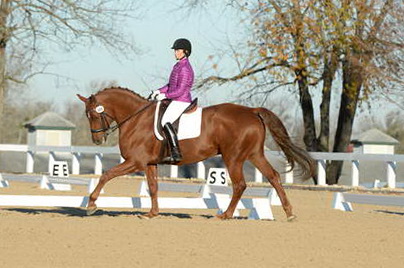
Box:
[77,87,315,220]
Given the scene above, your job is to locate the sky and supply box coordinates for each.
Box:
[24,1,244,111]
[20,0,400,132]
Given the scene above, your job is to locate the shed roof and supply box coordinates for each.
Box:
[351,128,399,145]
[24,112,76,130]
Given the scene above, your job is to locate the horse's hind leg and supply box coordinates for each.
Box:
[217,160,246,220]
[250,154,296,221]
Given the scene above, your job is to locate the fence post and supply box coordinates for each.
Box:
[387,161,396,188]
[95,153,103,175]
[72,152,81,175]
[197,162,205,179]
[255,168,263,183]
[26,151,34,173]
[284,163,294,184]
[170,165,178,178]
[351,160,359,187]
[317,160,326,186]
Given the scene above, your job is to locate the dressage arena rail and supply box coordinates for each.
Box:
[332,192,404,212]
[0,173,102,193]
[1,144,404,188]
[0,174,281,220]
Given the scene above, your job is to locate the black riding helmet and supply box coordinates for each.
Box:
[171,38,192,56]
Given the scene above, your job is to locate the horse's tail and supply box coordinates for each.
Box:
[254,108,316,180]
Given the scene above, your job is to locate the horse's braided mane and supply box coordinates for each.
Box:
[96,86,147,101]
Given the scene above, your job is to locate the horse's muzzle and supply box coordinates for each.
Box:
[92,137,104,145]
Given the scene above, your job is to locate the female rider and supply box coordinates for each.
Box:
[151,38,194,163]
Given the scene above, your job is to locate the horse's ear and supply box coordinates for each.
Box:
[77,94,88,102]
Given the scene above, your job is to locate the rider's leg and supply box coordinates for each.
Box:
[162,122,182,163]
[161,101,189,163]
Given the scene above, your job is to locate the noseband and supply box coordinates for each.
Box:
[88,95,154,138]
[90,110,115,135]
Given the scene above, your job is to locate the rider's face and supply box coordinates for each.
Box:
[174,49,185,60]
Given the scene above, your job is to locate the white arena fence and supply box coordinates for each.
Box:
[0,173,102,193]
[1,144,404,188]
[0,173,280,220]
[333,192,404,212]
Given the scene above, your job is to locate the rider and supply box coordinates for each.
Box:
[151,38,194,163]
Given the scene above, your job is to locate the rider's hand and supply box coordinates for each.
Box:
[155,93,166,101]
[149,90,160,100]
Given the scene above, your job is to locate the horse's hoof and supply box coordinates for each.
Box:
[86,206,98,216]
[287,215,297,222]
[138,212,159,220]
[216,214,231,220]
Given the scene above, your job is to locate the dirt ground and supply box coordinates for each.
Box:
[1,176,404,268]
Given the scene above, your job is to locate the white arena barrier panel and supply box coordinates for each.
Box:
[0,173,10,188]
[332,192,404,212]
[39,175,72,191]
[137,180,279,219]
[40,176,105,193]
[2,173,100,193]
[0,193,274,220]
[138,180,281,206]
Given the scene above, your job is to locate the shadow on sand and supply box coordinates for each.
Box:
[375,210,404,216]
[3,207,218,219]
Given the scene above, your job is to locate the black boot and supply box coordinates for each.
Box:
[162,123,183,164]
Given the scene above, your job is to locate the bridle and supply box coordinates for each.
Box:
[87,95,154,139]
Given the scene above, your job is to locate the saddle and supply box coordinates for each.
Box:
[156,98,198,134]
[155,98,198,163]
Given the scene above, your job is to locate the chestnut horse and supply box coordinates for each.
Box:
[77,87,315,220]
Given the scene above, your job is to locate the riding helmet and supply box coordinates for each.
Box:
[171,38,192,56]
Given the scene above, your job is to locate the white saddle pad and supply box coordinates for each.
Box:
[154,101,203,141]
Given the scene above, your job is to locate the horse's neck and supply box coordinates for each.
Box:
[100,91,148,121]
[116,98,148,121]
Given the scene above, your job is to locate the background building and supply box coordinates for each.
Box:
[24,112,76,147]
[351,128,399,155]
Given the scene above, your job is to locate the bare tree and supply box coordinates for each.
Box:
[3,99,53,143]
[189,0,404,184]
[0,0,140,142]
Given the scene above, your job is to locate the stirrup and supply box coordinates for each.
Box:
[161,155,182,164]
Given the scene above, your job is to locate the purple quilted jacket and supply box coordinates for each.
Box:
[159,57,194,103]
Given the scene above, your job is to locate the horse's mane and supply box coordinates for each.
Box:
[96,86,147,101]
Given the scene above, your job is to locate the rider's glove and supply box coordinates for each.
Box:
[155,93,166,101]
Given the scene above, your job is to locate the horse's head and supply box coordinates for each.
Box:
[77,93,115,145]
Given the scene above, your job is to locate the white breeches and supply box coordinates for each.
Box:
[161,101,190,126]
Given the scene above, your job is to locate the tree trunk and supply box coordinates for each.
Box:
[0,0,10,143]
[296,67,318,184]
[292,1,317,154]
[293,10,318,182]
[326,53,363,184]
[297,69,317,152]
[317,48,339,152]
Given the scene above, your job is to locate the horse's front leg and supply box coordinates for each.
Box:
[87,160,139,215]
[144,164,159,218]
